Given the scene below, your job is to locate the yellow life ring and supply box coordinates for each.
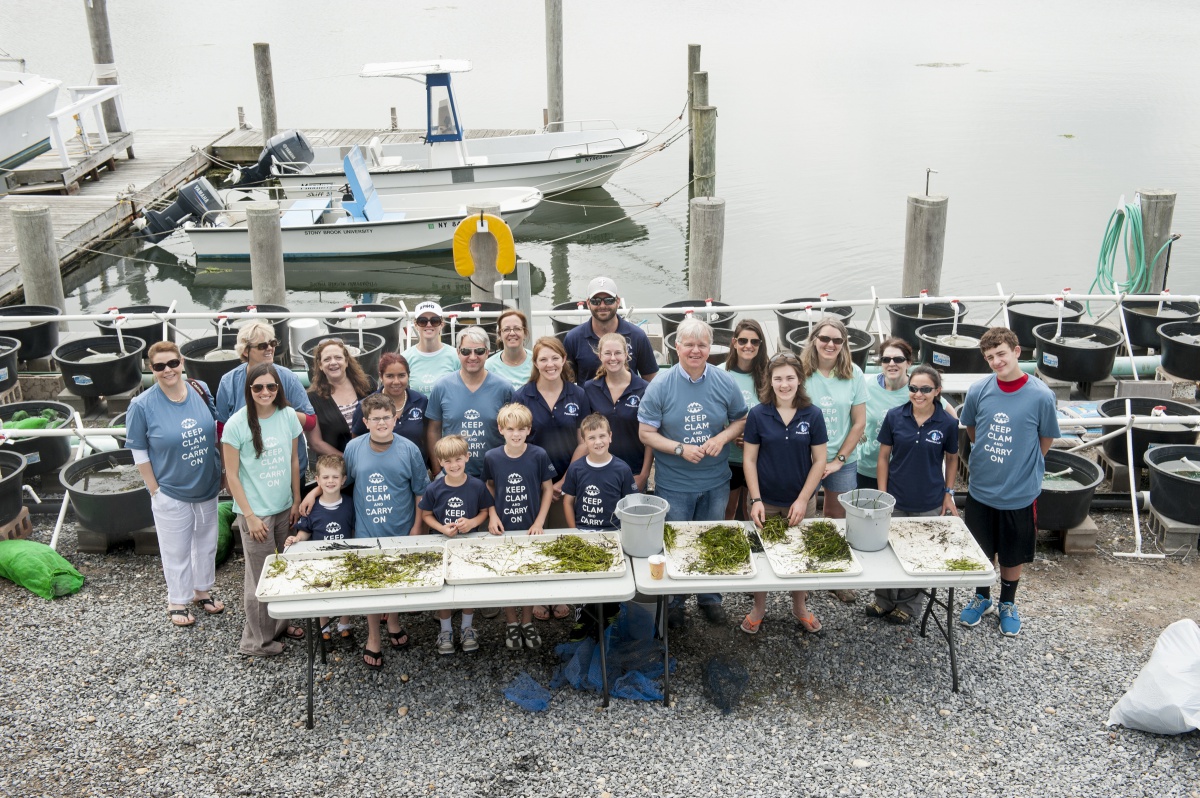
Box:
[453,213,516,277]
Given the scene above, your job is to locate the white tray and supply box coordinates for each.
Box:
[663,522,757,580]
[256,539,447,602]
[887,517,995,576]
[443,531,627,585]
[756,519,864,579]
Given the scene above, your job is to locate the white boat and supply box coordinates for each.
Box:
[0,66,60,170]
[237,60,648,199]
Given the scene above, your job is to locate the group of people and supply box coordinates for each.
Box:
[126,276,1059,670]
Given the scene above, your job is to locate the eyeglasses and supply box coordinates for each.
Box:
[251,339,280,351]
[908,384,936,394]
[588,296,618,306]
[414,316,442,327]
[500,326,525,335]
[736,337,761,347]
[251,382,280,394]
[879,355,908,365]
[459,347,487,357]
[150,359,182,372]
[815,334,844,346]
[367,416,394,425]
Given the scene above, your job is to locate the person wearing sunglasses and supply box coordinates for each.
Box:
[562,276,659,384]
[401,300,460,395]
[216,320,316,478]
[306,338,375,457]
[485,309,534,389]
[426,326,513,478]
[722,319,771,521]
[870,365,961,625]
[856,338,916,492]
[222,363,305,657]
[126,341,224,628]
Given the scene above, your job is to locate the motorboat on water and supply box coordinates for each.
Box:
[0,64,60,170]
[139,146,542,260]
[231,59,648,199]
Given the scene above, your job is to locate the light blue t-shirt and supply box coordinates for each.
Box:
[961,375,1060,510]
[425,371,513,477]
[637,363,748,493]
[222,406,303,517]
[485,349,533,389]
[343,433,431,537]
[215,362,314,473]
[722,365,759,466]
[402,344,460,396]
[805,363,868,464]
[125,381,222,503]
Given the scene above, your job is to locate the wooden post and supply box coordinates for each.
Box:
[692,105,717,199]
[253,43,278,142]
[687,44,701,190]
[901,194,949,297]
[11,205,69,331]
[544,0,564,129]
[466,203,502,303]
[1137,189,1176,292]
[390,107,398,131]
[83,0,122,134]
[516,259,534,318]
[245,202,286,306]
[688,197,725,301]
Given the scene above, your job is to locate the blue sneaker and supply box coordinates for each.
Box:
[998,602,1022,637]
[958,594,994,627]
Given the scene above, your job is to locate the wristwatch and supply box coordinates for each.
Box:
[673,443,684,456]
[749,498,763,505]
[945,488,956,496]
[836,454,846,463]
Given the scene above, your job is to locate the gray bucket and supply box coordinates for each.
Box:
[614,494,669,557]
[838,489,896,552]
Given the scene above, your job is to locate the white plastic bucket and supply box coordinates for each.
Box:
[287,318,321,364]
[614,494,669,557]
[838,489,896,552]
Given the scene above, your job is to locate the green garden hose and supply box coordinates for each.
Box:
[1088,201,1174,299]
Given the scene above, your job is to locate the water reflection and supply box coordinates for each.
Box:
[514,187,648,246]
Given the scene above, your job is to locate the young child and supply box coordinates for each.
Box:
[483,403,556,650]
[562,413,638,640]
[284,454,355,644]
[419,435,494,655]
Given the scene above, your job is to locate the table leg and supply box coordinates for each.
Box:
[305,617,315,730]
[319,618,328,665]
[659,595,670,708]
[595,604,610,708]
[947,588,959,692]
[920,588,936,637]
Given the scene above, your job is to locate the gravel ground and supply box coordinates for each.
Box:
[2,510,1198,798]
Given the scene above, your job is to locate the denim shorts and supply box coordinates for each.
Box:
[819,461,859,494]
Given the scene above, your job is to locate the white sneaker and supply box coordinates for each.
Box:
[460,626,479,653]
[436,629,455,655]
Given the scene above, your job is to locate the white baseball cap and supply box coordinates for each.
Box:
[414,301,444,317]
[587,276,619,299]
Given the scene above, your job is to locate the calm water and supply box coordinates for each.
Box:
[5,0,1200,334]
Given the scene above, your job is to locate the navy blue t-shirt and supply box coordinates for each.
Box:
[418,474,494,531]
[878,402,960,513]
[563,318,660,384]
[350,388,429,458]
[743,403,829,507]
[483,445,556,531]
[584,375,649,477]
[513,381,591,479]
[294,495,356,541]
[562,457,637,531]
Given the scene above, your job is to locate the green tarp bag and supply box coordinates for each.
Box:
[0,539,85,600]
[216,501,235,565]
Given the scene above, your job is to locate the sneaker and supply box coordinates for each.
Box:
[959,594,995,627]
[667,606,687,630]
[698,603,728,625]
[520,622,542,650]
[504,624,523,651]
[436,629,455,655]
[997,602,1022,637]
[569,616,598,643]
[460,626,479,653]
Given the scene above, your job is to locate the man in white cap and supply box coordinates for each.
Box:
[402,301,460,396]
[562,276,659,384]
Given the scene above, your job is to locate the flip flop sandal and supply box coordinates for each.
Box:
[388,627,410,649]
[168,609,195,627]
[194,597,224,615]
[284,626,305,640]
[532,605,551,621]
[551,604,572,620]
[362,648,383,670]
[740,614,764,635]
[793,610,822,634]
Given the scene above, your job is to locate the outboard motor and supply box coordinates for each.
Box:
[231,129,315,186]
[135,177,226,243]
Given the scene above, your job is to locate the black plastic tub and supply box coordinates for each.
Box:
[300,332,385,380]
[0,450,28,526]
[180,335,242,392]
[658,299,737,338]
[0,336,21,393]
[52,336,147,397]
[550,300,590,335]
[785,325,873,370]
[1145,444,1200,525]
[0,401,73,476]
[1098,397,1200,466]
[916,323,990,373]
[110,411,127,445]
[214,304,292,367]
[1120,299,1200,350]
[440,301,509,348]
[63,449,153,536]
[775,298,855,346]
[887,301,968,351]
[94,305,174,352]
[664,328,734,366]
[1037,450,1104,531]
[1006,300,1085,353]
[1158,321,1200,380]
[1033,322,1122,384]
[324,303,401,354]
[0,305,62,360]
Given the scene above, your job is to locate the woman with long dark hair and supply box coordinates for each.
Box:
[722,319,770,519]
[350,352,429,458]
[307,338,374,456]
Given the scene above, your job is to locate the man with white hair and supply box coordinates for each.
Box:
[639,317,748,628]
[426,326,513,477]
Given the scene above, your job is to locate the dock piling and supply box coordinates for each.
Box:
[467,203,502,303]
[692,105,717,199]
[11,205,69,330]
[390,107,398,131]
[901,193,949,297]
[688,197,726,301]
[83,0,123,136]
[544,0,564,128]
[687,44,701,191]
[245,202,287,307]
[1137,189,1177,292]
[253,43,278,142]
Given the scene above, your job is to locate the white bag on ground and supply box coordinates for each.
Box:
[1107,618,1200,735]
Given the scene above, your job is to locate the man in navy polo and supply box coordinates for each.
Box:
[563,276,659,384]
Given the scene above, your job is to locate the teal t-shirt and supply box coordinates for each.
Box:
[858,374,909,478]
[223,406,303,517]
[402,344,460,396]
[805,363,868,464]
[485,349,533,389]
[722,365,759,465]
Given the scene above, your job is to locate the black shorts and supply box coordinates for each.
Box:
[729,462,746,490]
[964,494,1037,568]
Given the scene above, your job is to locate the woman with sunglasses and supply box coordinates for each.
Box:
[722,320,770,520]
[350,353,429,460]
[584,332,651,492]
[870,365,960,624]
[306,339,375,457]
[126,341,224,628]
[222,363,305,657]
[856,338,915,492]
[402,300,460,395]
[485,309,534,389]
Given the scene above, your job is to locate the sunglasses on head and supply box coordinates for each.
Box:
[769,351,800,364]
[251,382,280,394]
[414,316,442,327]
[459,347,487,357]
[879,355,908,365]
[816,334,844,345]
[588,296,618,306]
[251,339,280,351]
[908,384,936,394]
[736,337,761,347]
[150,358,182,372]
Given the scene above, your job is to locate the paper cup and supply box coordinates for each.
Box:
[648,554,666,579]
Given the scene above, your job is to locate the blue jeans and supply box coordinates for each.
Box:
[655,484,730,608]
